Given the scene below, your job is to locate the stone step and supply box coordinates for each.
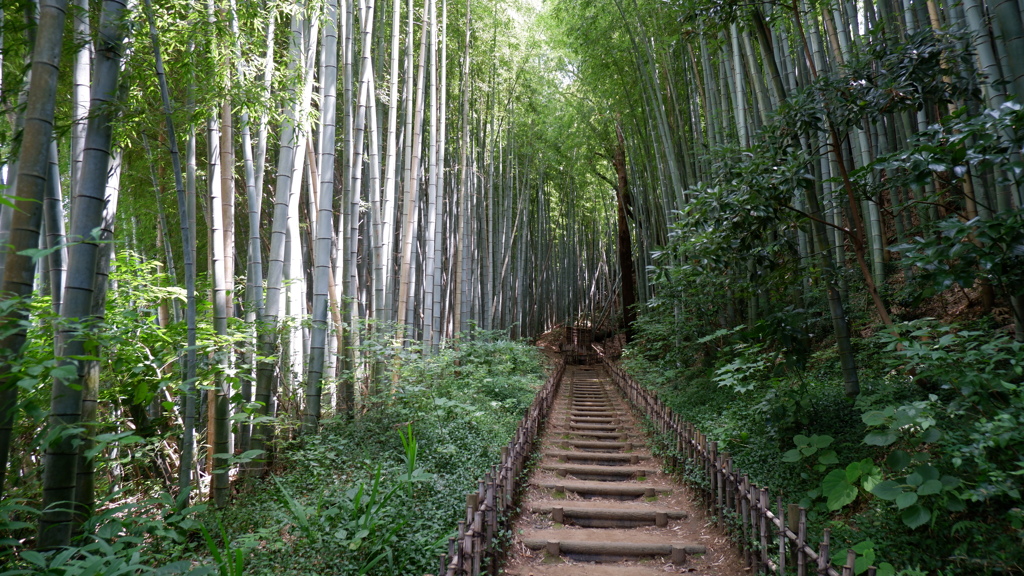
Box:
[543,450,648,465]
[557,440,634,452]
[561,430,636,440]
[567,416,618,424]
[534,480,672,500]
[569,422,622,432]
[541,463,655,480]
[529,502,688,527]
[569,418,629,426]
[503,565,672,576]
[566,411,616,417]
[522,534,705,564]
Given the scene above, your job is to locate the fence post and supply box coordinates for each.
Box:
[740,475,752,569]
[467,493,478,525]
[500,446,509,507]
[817,528,831,576]
[842,549,856,576]
[797,507,807,576]
[749,480,760,573]
[717,452,727,528]
[456,521,466,572]
[485,469,496,575]
[721,452,732,513]
[709,441,719,524]
[778,498,786,576]
[473,508,484,576]
[676,417,685,466]
[787,503,799,570]
[759,488,769,571]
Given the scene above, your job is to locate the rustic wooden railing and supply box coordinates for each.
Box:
[436,358,565,576]
[600,356,873,576]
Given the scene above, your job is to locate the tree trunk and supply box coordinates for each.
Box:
[44,140,68,316]
[207,109,231,506]
[39,0,126,547]
[143,0,197,495]
[0,0,69,503]
[75,152,120,531]
[803,179,860,397]
[306,0,339,433]
[613,125,637,337]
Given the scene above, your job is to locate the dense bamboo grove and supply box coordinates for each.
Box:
[0,0,618,550]
[1,0,1023,569]
[546,0,1024,383]
[542,0,1024,570]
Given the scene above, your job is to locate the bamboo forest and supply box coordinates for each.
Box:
[0,0,1023,572]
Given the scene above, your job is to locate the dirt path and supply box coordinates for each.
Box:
[501,364,747,576]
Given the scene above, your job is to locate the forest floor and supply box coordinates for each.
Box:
[500,363,746,576]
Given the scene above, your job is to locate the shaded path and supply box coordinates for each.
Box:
[501,364,746,575]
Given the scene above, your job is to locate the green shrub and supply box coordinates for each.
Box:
[211,336,546,576]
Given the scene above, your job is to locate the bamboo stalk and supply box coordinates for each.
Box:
[760,489,770,570]
[778,498,787,575]
[741,475,752,568]
[818,529,831,575]
[798,507,807,576]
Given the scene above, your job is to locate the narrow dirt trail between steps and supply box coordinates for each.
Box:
[501,364,747,576]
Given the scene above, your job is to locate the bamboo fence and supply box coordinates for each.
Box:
[600,356,875,576]
[436,358,566,576]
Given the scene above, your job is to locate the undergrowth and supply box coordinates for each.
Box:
[0,334,546,576]
[623,315,1024,575]
[210,335,546,576]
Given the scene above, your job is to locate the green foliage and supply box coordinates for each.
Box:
[782,434,880,512]
[713,341,773,394]
[830,540,896,576]
[881,101,1024,193]
[869,463,962,529]
[0,492,212,576]
[629,309,1024,569]
[263,425,436,574]
[776,28,975,140]
[208,336,545,575]
[782,434,838,469]
[818,460,882,512]
[870,321,1024,514]
[200,522,246,576]
[893,210,1024,304]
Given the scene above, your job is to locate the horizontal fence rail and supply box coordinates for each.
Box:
[437,358,566,576]
[599,354,873,576]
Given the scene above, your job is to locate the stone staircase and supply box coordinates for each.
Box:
[502,364,742,575]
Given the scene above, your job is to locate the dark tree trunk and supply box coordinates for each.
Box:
[613,124,637,339]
